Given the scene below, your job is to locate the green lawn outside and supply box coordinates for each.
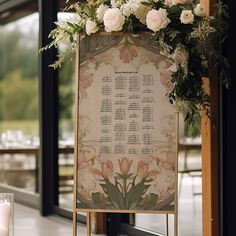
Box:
[0,120,39,135]
[0,119,73,137]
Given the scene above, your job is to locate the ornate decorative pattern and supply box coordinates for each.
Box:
[76,34,178,211]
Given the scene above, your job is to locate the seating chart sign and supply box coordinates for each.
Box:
[75,33,178,213]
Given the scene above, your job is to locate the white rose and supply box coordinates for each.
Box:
[70,14,81,23]
[96,4,109,21]
[120,3,133,17]
[103,8,125,32]
[129,0,140,11]
[146,8,170,32]
[121,0,140,17]
[180,10,194,24]
[85,19,99,35]
[194,3,206,17]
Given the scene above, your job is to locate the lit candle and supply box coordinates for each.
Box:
[0,225,9,236]
[0,200,10,236]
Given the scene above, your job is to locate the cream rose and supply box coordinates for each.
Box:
[103,8,125,32]
[165,0,173,6]
[121,0,140,17]
[120,3,133,17]
[85,19,99,35]
[172,0,192,4]
[96,4,109,21]
[135,5,150,24]
[194,3,206,17]
[70,14,81,23]
[110,0,123,8]
[180,10,194,24]
[146,8,170,32]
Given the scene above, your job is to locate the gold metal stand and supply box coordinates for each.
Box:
[87,212,91,236]
[166,214,169,236]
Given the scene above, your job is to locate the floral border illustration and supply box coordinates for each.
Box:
[76,35,177,211]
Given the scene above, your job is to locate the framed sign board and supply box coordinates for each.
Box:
[73,33,178,235]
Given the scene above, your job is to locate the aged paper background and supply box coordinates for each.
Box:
[76,34,178,212]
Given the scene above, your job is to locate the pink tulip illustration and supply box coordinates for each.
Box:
[137,161,149,180]
[146,169,160,180]
[101,160,114,179]
[137,160,160,180]
[118,158,132,177]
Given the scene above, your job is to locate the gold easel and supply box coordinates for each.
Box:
[72,211,178,236]
[72,33,179,236]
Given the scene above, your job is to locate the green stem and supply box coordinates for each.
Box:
[123,177,127,198]
[123,177,128,208]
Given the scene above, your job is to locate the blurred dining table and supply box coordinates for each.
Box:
[178,137,202,197]
[0,143,74,192]
[178,137,202,152]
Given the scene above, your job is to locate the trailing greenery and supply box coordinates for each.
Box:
[42,0,229,130]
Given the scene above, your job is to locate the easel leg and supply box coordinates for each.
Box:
[174,212,178,236]
[73,211,77,236]
[165,214,169,236]
[87,212,91,236]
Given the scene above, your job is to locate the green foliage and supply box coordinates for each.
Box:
[101,179,125,209]
[43,0,229,128]
[140,193,159,209]
[58,46,75,121]
[184,113,201,137]
[125,180,150,209]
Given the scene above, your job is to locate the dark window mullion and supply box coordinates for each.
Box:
[38,0,59,216]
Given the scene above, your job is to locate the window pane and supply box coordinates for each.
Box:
[135,117,202,236]
[57,12,75,210]
[0,13,39,193]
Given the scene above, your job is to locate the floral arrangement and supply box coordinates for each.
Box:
[42,0,229,128]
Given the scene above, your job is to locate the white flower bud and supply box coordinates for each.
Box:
[194,3,206,17]
[85,19,99,35]
[96,4,109,21]
[180,10,194,24]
